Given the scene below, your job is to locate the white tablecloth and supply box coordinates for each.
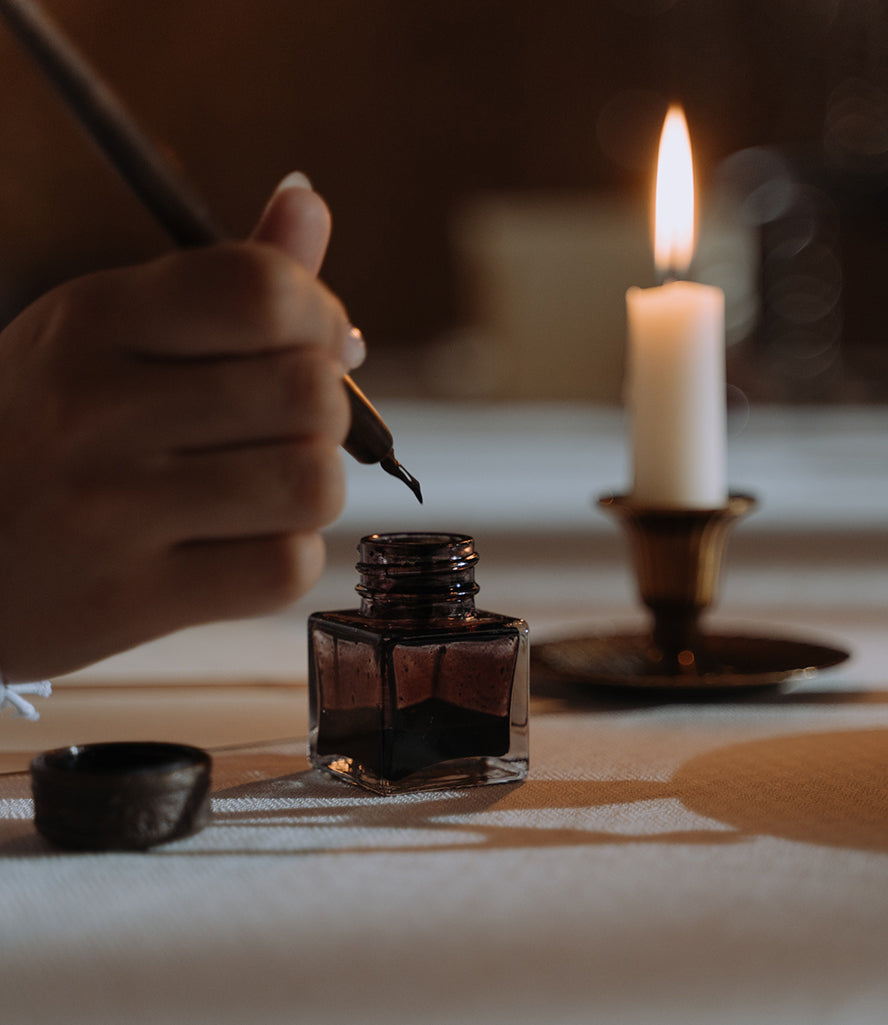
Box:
[1,403,887,1025]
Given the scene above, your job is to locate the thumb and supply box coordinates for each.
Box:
[250,172,332,275]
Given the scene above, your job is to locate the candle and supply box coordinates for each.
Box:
[625,105,726,508]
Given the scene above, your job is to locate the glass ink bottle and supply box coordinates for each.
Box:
[308,533,529,794]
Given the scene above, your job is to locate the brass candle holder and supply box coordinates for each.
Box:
[597,493,755,676]
[532,491,850,692]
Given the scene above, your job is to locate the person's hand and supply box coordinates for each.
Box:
[0,174,358,681]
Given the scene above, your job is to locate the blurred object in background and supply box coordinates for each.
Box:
[716,149,845,403]
[445,194,648,402]
[818,0,888,400]
[438,190,756,402]
[0,0,886,401]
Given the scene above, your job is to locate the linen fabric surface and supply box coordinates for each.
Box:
[1,404,886,1025]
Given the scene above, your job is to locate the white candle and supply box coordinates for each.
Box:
[626,105,727,508]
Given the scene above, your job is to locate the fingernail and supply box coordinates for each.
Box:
[342,326,367,371]
[276,170,313,192]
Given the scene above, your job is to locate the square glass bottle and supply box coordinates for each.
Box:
[308,533,529,794]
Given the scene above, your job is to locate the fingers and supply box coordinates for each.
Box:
[107,345,351,453]
[149,437,346,542]
[342,326,367,371]
[137,243,347,359]
[53,349,349,543]
[0,531,329,681]
[251,172,332,274]
[34,273,352,472]
[251,173,365,371]
[60,242,348,361]
[160,531,328,625]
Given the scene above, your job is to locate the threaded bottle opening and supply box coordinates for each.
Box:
[356,532,479,617]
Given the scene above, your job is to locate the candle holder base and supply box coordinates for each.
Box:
[530,492,849,694]
[599,492,755,674]
[532,630,849,695]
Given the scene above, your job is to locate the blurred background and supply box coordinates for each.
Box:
[1,0,887,403]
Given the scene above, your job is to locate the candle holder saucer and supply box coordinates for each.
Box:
[531,493,850,694]
[531,630,850,695]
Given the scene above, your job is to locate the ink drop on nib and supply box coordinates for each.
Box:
[380,454,423,503]
[308,533,529,794]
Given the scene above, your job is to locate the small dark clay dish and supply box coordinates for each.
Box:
[30,741,212,851]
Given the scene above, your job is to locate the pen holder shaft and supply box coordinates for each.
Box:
[599,494,756,667]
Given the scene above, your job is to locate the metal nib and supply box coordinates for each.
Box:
[380,454,423,504]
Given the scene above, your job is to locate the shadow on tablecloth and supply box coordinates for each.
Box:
[187,728,888,856]
[2,728,886,857]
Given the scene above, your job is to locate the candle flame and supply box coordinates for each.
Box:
[654,104,695,279]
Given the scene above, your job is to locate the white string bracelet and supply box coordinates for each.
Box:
[0,678,53,721]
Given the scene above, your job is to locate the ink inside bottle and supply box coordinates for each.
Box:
[308,533,529,794]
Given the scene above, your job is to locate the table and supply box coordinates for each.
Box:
[2,403,887,1025]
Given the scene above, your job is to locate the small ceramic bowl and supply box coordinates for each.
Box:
[30,741,212,851]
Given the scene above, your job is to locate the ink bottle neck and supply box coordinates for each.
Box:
[355,533,479,620]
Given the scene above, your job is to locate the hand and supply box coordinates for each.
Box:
[0,175,355,681]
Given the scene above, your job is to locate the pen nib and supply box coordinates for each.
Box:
[380,454,423,504]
